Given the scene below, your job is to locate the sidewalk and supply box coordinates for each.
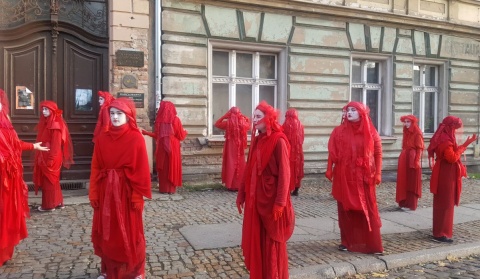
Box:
[7,174,480,279]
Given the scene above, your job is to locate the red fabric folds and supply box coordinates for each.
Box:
[327,101,383,254]
[89,99,151,278]
[396,115,424,210]
[214,107,250,190]
[0,89,34,266]
[237,101,295,279]
[282,108,305,191]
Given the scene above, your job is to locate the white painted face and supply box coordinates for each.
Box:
[252,109,266,133]
[404,119,412,129]
[110,107,128,127]
[346,106,360,122]
[99,96,105,106]
[0,102,3,112]
[42,107,51,117]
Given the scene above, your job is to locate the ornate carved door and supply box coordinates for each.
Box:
[0,0,108,181]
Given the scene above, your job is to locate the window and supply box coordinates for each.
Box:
[209,42,287,136]
[412,64,438,134]
[350,55,392,136]
[351,60,382,131]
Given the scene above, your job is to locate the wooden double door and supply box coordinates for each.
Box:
[0,0,108,181]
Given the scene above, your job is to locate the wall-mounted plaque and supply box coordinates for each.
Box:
[117,92,144,108]
[75,89,93,111]
[122,74,137,88]
[15,86,34,110]
[116,50,144,67]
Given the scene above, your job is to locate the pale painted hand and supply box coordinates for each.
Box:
[33,142,50,152]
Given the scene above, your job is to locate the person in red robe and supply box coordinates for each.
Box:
[282,108,305,196]
[396,115,424,210]
[214,106,250,191]
[325,101,383,254]
[33,100,74,212]
[427,116,476,243]
[236,101,295,279]
[142,101,187,194]
[0,89,48,266]
[89,97,152,279]
[93,91,115,143]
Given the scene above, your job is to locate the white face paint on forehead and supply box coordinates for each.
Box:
[42,107,51,117]
[346,106,360,122]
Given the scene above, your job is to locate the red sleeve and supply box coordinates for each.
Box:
[174,117,187,141]
[20,141,34,151]
[214,118,228,130]
[142,130,157,139]
[48,129,62,166]
[89,150,100,201]
[373,131,382,176]
[274,138,291,207]
[444,145,463,163]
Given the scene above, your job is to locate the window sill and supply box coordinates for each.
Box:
[200,136,252,147]
[380,136,398,144]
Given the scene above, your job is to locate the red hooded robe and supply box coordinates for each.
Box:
[282,108,305,192]
[214,107,250,191]
[89,98,152,279]
[396,115,424,210]
[33,101,74,210]
[327,101,383,254]
[0,89,34,266]
[93,91,115,143]
[236,101,295,279]
[427,116,468,239]
[143,101,187,194]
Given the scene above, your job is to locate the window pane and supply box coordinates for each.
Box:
[236,84,253,120]
[413,65,420,86]
[352,61,361,83]
[425,66,436,86]
[366,62,379,83]
[366,90,378,129]
[259,85,275,108]
[260,55,276,79]
[212,83,229,135]
[351,88,363,102]
[412,92,421,120]
[236,53,253,78]
[424,92,436,133]
[213,51,229,76]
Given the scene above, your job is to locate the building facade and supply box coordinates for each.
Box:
[1,0,480,184]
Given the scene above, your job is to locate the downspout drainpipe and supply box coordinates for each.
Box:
[155,0,162,110]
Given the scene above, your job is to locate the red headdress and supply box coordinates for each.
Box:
[0,89,12,128]
[427,116,462,158]
[252,100,282,136]
[93,91,115,139]
[400,114,423,149]
[108,98,139,130]
[36,100,74,168]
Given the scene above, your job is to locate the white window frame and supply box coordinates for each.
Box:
[208,40,287,137]
[412,59,448,136]
[350,54,393,136]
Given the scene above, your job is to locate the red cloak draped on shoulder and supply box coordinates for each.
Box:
[89,97,151,278]
[214,107,250,190]
[282,108,305,191]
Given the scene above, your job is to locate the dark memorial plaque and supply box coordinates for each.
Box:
[117,92,144,108]
[116,50,144,67]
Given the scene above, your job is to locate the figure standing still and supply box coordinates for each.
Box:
[93,91,115,143]
[89,98,151,279]
[282,108,305,196]
[427,116,477,243]
[236,101,295,279]
[33,101,74,212]
[0,89,48,266]
[396,115,424,210]
[143,101,187,194]
[326,101,383,254]
[214,107,250,191]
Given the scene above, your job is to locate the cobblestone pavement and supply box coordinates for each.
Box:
[341,254,480,279]
[1,176,480,278]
